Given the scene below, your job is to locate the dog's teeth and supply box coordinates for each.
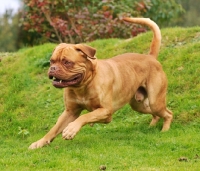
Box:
[60,80,62,83]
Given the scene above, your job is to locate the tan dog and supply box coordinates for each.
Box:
[29,18,173,149]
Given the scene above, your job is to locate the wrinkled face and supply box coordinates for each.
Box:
[48,43,96,88]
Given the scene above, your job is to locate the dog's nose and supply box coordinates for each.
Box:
[50,66,57,71]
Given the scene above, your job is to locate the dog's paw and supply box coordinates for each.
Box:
[62,122,81,140]
[28,138,50,149]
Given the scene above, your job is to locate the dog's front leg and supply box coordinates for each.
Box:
[62,108,112,140]
[29,108,81,149]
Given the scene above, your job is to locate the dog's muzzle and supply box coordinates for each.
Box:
[48,66,83,88]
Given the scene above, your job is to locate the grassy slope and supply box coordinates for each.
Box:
[0,27,200,171]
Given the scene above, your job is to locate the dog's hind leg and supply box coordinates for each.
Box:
[149,115,160,127]
[151,107,173,131]
[147,76,173,131]
[159,108,173,131]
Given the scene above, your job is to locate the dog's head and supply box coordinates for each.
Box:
[48,43,96,88]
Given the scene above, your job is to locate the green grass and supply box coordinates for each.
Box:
[0,27,200,170]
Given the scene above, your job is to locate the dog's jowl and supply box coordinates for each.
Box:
[29,17,173,149]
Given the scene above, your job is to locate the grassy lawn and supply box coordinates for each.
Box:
[0,26,200,170]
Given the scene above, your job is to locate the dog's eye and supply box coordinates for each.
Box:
[64,60,70,65]
[50,59,55,64]
[63,60,74,67]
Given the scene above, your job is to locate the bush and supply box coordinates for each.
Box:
[20,0,184,45]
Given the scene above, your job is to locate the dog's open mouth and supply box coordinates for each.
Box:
[49,73,83,88]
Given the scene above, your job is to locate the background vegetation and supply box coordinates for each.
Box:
[176,0,200,27]
[1,0,200,52]
[0,10,19,52]
[0,26,200,170]
[0,0,190,52]
[20,0,183,44]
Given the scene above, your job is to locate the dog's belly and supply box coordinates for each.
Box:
[111,88,137,111]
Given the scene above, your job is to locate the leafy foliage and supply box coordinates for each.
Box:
[143,0,184,27]
[20,0,183,44]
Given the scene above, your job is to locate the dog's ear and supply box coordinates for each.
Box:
[75,44,96,59]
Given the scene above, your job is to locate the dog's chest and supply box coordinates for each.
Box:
[76,97,89,105]
[76,96,101,111]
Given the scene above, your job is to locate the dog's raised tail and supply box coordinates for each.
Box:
[123,17,161,59]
